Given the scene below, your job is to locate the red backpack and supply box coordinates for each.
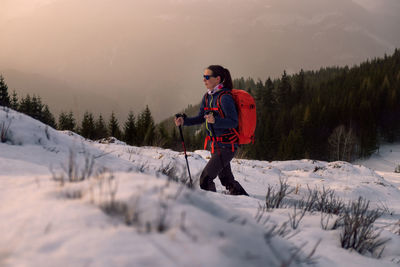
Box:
[230,89,256,144]
[204,89,256,149]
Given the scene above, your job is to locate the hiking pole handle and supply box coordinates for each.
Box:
[175,113,187,150]
[175,113,186,128]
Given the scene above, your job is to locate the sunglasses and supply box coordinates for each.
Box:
[203,75,216,80]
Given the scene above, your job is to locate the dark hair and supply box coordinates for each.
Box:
[207,65,233,90]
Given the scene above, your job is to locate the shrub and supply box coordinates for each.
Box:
[265,177,294,210]
[0,119,11,143]
[51,147,95,184]
[288,205,307,230]
[377,201,394,216]
[340,197,389,257]
[296,185,318,212]
[320,213,342,230]
[297,186,345,215]
[315,187,345,215]
[264,233,320,266]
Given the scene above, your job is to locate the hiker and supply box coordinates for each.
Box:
[175,65,249,196]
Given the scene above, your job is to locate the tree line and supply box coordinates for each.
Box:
[1,76,57,128]
[1,49,399,161]
[168,49,400,161]
[244,49,400,161]
[0,76,169,147]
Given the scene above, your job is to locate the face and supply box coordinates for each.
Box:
[203,69,221,90]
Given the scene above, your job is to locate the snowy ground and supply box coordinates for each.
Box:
[1,107,400,267]
[355,144,400,192]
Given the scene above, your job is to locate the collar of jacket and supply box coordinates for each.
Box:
[207,83,224,95]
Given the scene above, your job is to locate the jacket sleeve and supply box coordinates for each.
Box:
[214,94,238,129]
[183,97,206,126]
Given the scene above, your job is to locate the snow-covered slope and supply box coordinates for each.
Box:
[355,144,400,203]
[356,144,400,173]
[1,107,400,266]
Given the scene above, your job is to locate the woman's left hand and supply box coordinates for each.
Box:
[204,113,215,124]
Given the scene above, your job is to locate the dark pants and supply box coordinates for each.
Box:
[200,147,248,195]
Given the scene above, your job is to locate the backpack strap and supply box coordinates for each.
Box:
[216,91,239,149]
[215,91,233,118]
[203,90,239,152]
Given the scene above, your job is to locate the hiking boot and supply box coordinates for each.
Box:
[227,181,249,196]
[200,176,217,192]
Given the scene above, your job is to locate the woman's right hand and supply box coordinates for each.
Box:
[175,116,184,126]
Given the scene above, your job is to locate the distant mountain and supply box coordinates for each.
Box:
[1,0,399,121]
[0,69,125,122]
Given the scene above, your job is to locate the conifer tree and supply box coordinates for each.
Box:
[67,111,76,131]
[58,111,76,131]
[95,114,108,140]
[31,95,44,120]
[154,123,170,148]
[80,111,96,139]
[137,105,155,146]
[0,75,10,107]
[10,90,19,110]
[123,111,136,145]
[108,111,122,139]
[171,127,180,151]
[293,69,305,104]
[41,105,57,128]
[143,106,155,146]
[276,70,291,108]
[19,94,32,114]
[58,111,68,130]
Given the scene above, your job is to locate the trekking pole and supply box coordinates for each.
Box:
[175,114,193,187]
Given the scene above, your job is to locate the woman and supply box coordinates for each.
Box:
[175,65,248,196]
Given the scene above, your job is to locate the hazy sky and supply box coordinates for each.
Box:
[1,0,399,122]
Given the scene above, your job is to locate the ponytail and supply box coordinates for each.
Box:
[222,67,233,90]
[207,65,233,90]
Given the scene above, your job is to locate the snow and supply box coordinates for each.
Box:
[1,106,400,266]
[355,144,400,194]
